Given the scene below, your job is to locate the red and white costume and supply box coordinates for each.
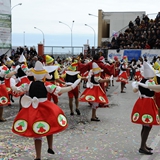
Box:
[131,79,160,125]
[79,62,109,107]
[12,81,68,138]
[131,62,160,125]
[12,61,68,138]
[134,60,143,81]
[0,67,9,107]
[116,60,128,84]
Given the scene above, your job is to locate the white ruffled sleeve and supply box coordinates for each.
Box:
[11,80,30,94]
[20,83,30,92]
[45,83,61,96]
[94,76,102,83]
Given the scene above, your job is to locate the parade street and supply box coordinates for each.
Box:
[1,81,160,160]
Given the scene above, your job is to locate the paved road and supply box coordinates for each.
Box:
[1,81,160,160]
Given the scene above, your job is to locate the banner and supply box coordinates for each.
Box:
[0,0,11,56]
[141,49,160,62]
[108,49,123,61]
[123,50,141,61]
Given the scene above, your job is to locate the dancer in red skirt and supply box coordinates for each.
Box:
[113,56,120,77]
[79,62,109,121]
[11,61,81,160]
[45,55,65,104]
[116,56,129,93]
[0,59,18,122]
[134,58,143,81]
[131,61,160,155]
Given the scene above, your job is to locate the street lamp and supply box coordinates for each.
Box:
[11,3,22,52]
[85,24,96,48]
[88,13,98,17]
[34,27,45,45]
[59,20,74,54]
[11,3,22,10]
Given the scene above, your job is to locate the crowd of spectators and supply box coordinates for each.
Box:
[10,46,39,68]
[103,12,160,50]
[9,46,70,68]
[8,12,160,66]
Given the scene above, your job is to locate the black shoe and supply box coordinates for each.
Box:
[70,112,74,116]
[34,159,41,160]
[48,148,55,154]
[146,147,153,151]
[139,148,153,155]
[91,118,100,122]
[0,119,7,122]
[75,109,81,115]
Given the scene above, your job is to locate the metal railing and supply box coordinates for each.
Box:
[44,46,83,59]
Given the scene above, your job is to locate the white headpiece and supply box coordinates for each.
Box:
[143,61,155,79]
[30,61,52,80]
[19,54,26,63]
[92,62,103,74]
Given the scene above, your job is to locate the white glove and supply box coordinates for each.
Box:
[11,86,22,93]
[132,81,138,89]
[137,82,148,88]
[71,78,81,89]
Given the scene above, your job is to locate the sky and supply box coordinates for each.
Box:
[11,0,160,48]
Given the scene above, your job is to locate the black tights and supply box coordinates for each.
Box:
[121,82,125,92]
[140,125,152,150]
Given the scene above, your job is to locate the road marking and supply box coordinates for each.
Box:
[140,129,160,160]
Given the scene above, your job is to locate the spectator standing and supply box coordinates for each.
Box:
[128,21,134,29]
[135,16,141,26]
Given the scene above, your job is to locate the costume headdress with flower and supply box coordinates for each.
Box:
[67,61,78,71]
[45,55,54,65]
[153,62,160,70]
